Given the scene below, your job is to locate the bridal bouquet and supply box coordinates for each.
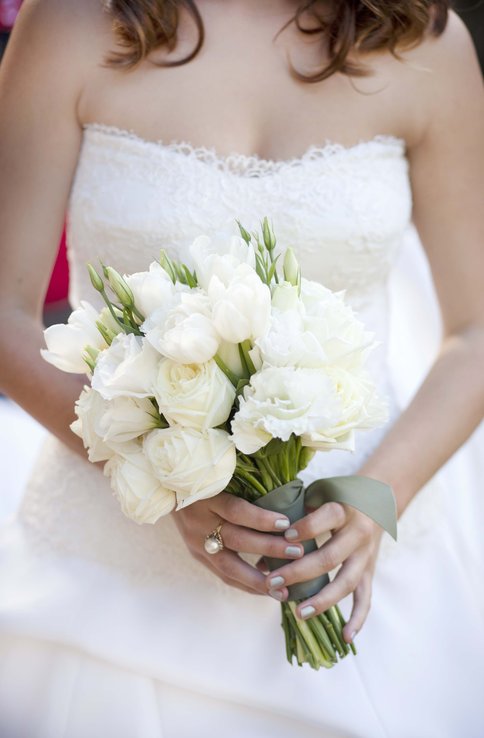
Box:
[41,218,397,670]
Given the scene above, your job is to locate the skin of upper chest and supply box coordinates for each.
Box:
[78,1,430,158]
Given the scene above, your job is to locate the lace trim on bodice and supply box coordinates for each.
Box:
[82,122,407,178]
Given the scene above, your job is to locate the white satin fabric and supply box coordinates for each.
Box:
[0,124,483,738]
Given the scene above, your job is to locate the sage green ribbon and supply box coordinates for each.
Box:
[254,476,397,601]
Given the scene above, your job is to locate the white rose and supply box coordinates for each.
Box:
[154,358,235,430]
[91,332,160,400]
[125,262,180,319]
[144,292,220,364]
[301,367,389,450]
[104,447,176,524]
[300,279,375,370]
[143,427,236,509]
[299,278,342,313]
[255,308,326,368]
[190,232,256,291]
[258,282,376,371]
[41,301,106,374]
[231,366,342,453]
[70,387,115,462]
[208,263,271,343]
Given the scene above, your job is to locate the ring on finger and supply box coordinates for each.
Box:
[204,522,225,555]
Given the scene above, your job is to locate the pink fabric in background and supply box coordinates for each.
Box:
[0,0,22,30]
[45,230,69,305]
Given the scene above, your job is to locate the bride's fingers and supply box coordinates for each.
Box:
[265,528,357,589]
[220,521,304,560]
[283,501,347,542]
[293,554,366,620]
[208,549,268,595]
[342,572,372,643]
[210,492,290,533]
[198,555,264,596]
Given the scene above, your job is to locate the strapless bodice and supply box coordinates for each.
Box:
[67,123,412,315]
[66,123,412,429]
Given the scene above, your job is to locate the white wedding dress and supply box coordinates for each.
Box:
[1,123,483,738]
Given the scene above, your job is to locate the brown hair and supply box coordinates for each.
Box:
[104,0,450,82]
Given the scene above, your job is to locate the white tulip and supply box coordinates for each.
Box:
[209,263,271,343]
[104,446,176,524]
[98,396,160,443]
[144,292,220,364]
[41,301,106,374]
[91,333,160,400]
[143,426,236,509]
[70,387,116,463]
[154,358,235,430]
[190,232,256,291]
[125,262,180,319]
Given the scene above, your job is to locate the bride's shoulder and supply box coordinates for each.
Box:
[401,9,479,76]
[361,10,481,147]
[10,0,113,64]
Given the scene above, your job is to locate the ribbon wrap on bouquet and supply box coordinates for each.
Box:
[254,476,398,601]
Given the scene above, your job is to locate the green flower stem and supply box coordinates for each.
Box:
[130,305,146,324]
[325,607,350,655]
[320,612,346,658]
[213,354,239,387]
[98,288,136,335]
[256,456,282,488]
[237,344,250,379]
[239,340,257,376]
[335,605,357,655]
[307,615,337,662]
[287,602,333,669]
[234,467,267,497]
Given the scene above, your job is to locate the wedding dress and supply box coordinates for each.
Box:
[1,123,483,738]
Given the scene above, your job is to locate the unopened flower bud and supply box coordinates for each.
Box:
[261,216,276,252]
[87,264,104,293]
[96,320,115,346]
[236,220,252,245]
[283,248,301,290]
[106,267,135,309]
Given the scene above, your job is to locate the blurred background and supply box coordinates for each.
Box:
[0,0,483,521]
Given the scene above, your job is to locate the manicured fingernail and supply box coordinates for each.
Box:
[284,528,298,540]
[350,630,357,641]
[274,518,290,531]
[269,589,285,601]
[269,575,285,588]
[300,605,316,620]
[284,545,302,558]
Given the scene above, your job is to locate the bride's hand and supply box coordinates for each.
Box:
[172,492,305,596]
[263,502,384,643]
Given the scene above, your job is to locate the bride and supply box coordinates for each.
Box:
[0,0,483,736]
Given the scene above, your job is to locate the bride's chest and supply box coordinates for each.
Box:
[67,125,413,303]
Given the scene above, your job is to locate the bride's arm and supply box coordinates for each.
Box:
[265,12,484,639]
[359,13,484,517]
[0,0,106,455]
[0,0,297,596]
